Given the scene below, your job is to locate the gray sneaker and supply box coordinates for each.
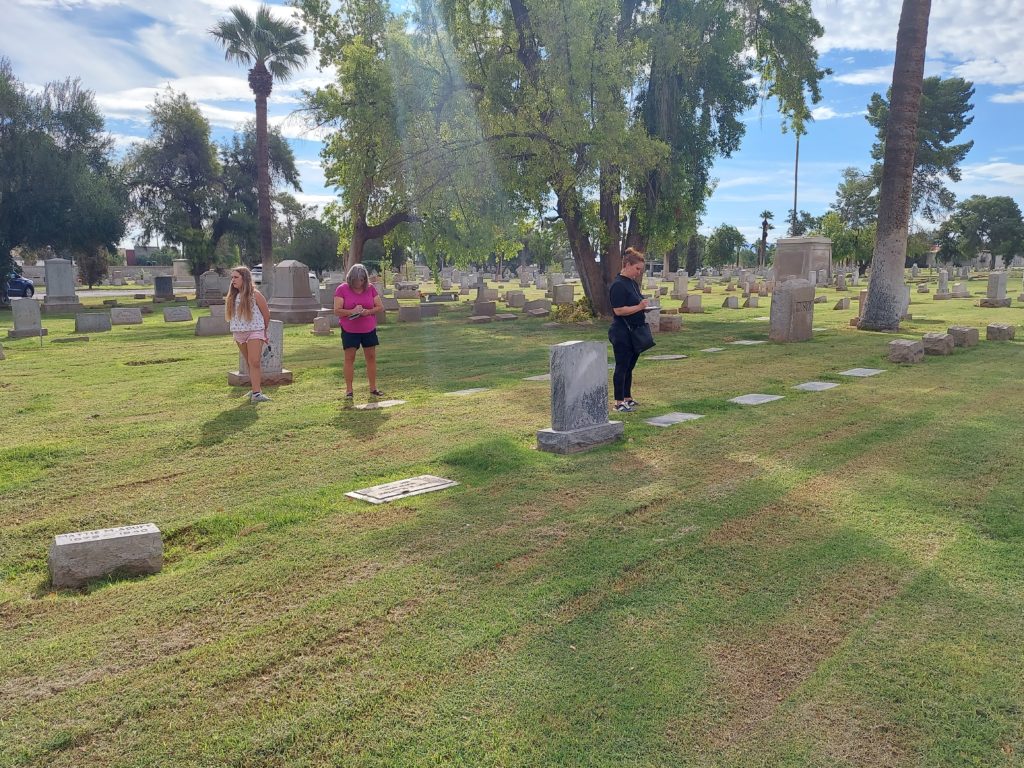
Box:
[251,391,272,403]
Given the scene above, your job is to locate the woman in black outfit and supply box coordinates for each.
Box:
[608,247,649,412]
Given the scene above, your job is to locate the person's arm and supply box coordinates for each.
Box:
[334,292,361,318]
[610,284,648,316]
[254,291,271,326]
[370,293,384,315]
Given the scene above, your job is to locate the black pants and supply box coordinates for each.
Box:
[609,323,641,401]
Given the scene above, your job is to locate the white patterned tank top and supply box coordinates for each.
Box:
[229,296,266,332]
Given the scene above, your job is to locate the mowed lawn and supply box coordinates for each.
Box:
[1,277,1023,767]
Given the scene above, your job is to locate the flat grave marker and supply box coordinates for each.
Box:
[838,368,886,377]
[730,339,767,346]
[794,381,840,392]
[729,393,784,406]
[444,388,490,396]
[646,354,688,361]
[701,347,725,353]
[346,475,459,504]
[645,412,705,427]
[524,373,551,381]
[354,399,406,410]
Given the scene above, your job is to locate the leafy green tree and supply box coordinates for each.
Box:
[0,60,128,300]
[128,90,221,289]
[942,195,1024,268]
[867,75,974,223]
[287,218,340,277]
[684,233,706,274]
[211,4,309,293]
[705,224,746,268]
[819,211,875,267]
[77,247,110,289]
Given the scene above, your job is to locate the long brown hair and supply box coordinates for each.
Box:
[225,266,255,322]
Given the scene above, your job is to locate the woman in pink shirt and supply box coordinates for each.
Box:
[334,263,385,399]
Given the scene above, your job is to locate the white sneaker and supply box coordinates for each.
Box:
[251,392,272,403]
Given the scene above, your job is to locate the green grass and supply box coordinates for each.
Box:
[1,278,1023,767]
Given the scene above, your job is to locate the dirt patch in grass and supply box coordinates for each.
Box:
[123,358,190,366]
[699,563,907,750]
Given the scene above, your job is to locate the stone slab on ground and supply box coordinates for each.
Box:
[947,326,979,347]
[730,339,767,345]
[793,381,840,392]
[494,314,518,321]
[346,475,459,504]
[729,393,784,406]
[838,367,886,377]
[468,315,494,324]
[922,332,954,355]
[111,307,143,325]
[986,323,1015,341]
[646,354,688,360]
[445,388,490,396]
[49,523,163,589]
[524,373,551,381]
[888,339,924,364]
[163,306,193,322]
[354,399,405,410]
[75,313,111,333]
[701,347,725,353]
[645,412,705,427]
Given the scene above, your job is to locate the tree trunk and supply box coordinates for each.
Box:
[860,0,931,331]
[557,184,611,317]
[254,86,274,297]
[599,163,622,288]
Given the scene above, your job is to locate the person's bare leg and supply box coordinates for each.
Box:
[344,347,357,393]
[235,341,250,394]
[245,339,263,393]
[364,345,377,391]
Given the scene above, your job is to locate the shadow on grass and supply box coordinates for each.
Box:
[196,400,258,447]
[331,402,390,439]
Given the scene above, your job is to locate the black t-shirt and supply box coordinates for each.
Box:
[609,274,646,328]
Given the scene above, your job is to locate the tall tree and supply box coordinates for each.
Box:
[128,90,221,288]
[942,195,1024,269]
[705,224,745,268]
[757,210,774,267]
[867,75,974,223]
[829,167,877,269]
[211,4,309,293]
[860,0,931,332]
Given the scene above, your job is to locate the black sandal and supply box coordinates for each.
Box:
[370,389,384,397]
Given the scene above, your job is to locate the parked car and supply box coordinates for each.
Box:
[2,269,35,304]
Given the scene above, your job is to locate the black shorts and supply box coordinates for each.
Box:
[341,329,380,349]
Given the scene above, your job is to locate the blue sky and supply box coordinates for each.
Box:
[5,0,1023,248]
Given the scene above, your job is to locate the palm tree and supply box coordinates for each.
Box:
[758,210,774,268]
[860,0,932,331]
[210,5,308,295]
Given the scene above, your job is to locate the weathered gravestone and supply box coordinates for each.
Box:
[981,272,1011,307]
[552,284,575,305]
[722,296,739,309]
[398,306,422,322]
[683,295,703,313]
[49,523,163,589]
[41,258,84,314]
[536,340,624,454]
[153,275,175,301]
[197,270,225,307]
[76,312,112,333]
[986,323,1015,341]
[947,325,979,347]
[472,301,496,317]
[769,278,814,342]
[922,332,954,355]
[8,298,47,338]
[229,319,292,385]
[163,306,193,323]
[888,339,924,363]
[267,260,320,323]
[195,310,230,336]
[111,307,144,325]
[311,315,334,335]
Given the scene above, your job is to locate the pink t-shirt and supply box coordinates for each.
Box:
[334,282,379,333]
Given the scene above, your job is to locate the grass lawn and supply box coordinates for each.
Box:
[1,275,1023,767]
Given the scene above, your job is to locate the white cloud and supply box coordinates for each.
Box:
[810,106,865,121]
[992,90,1024,104]
[960,162,1024,187]
[833,66,893,86]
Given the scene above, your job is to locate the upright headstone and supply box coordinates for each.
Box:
[111,308,144,325]
[774,237,832,284]
[8,298,47,339]
[266,260,320,323]
[163,306,193,322]
[197,270,225,307]
[153,275,175,301]
[981,271,1010,307]
[172,259,192,285]
[552,283,575,305]
[41,258,84,314]
[48,524,163,589]
[321,280,343,309]
[195,309,231,336]
[536,340,624,454]
[935,269,950,299]
[75,313,112,333]
[229,319,292,385]
[769,278,814,342]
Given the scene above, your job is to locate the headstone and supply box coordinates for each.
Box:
[645,412,704,427]
[75,312,112,333]
[888,339,924,364]
[911,264,920,278]
[922,332,954,355]
[110,308,143,325]
[163,306,193,322]
[473,301,496,316]
[768,278,814,342]
[48,523,163,589]
[195,310,231,336]
[836,273,848,291]
[774,237,832,284]
[535,275,548,290]
[549,272,565,287]
[346,475,458,504]
[659,315,682,332]
[398,306,422,322]
[952,282,971,299]
[311,315,335,335]
[505,291,526,308]
[834,298,850,310]
[980,272,1010,307]
[229,319,292,386]
[267,260,320,323]
[793,381,839,392]
[721,296,739,309]
[468,315,493,323]
[813,295,828,304]
[742,296,759,309]
[536,341,624,454]
[419,303,440,318]
[381,297,401,311]
[41,258,84,313]
[197,270,225,307]
[153,275,175,301]
[947,325,979,347]
[8,298,47,338]
[395,288,420,300]
[683,294,703,313]
[322,281,343,309]
[917,283,930,294]
[552,283,575,305]
[172,259,191,285]
[838,368,885,377]
[986,323,1015,341]
[729,394,784,406]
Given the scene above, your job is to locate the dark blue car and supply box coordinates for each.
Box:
[2,271,35,304]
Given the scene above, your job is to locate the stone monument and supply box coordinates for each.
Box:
[41,258,84,314]
[537,340,624,454]
[769,278,814,342]
[49,523,163,589]
[774,237,832,284]
[8,298,47,339]
[266,260,320,323]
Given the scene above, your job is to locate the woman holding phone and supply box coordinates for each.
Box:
[334,263,385,399]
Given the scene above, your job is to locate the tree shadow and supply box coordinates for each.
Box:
[197,400,258,447]
[331,402,390,439]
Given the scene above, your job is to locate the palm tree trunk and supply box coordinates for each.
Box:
[860,0,931,331]
[255,90,274,296]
